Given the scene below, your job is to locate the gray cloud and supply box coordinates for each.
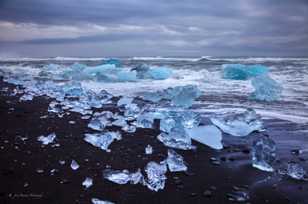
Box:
[0,0,307,57]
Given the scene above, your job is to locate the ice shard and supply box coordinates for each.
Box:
[210,109,263,137]
[103,169,143,185]
[250,74,282,102]
[144,161,167,191]
[84,132,122,152]
[287,163,306,180]
[166,149,187,172]
[82,177,93,189]
[91,198,114,204]
[37,132,56,145]
[145,145,153,155]
[186,125,223,150]
[252,137,276,172]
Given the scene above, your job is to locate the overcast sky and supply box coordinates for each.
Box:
[0,0,307,57]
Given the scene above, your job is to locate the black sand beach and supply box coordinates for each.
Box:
[0,79,307,204]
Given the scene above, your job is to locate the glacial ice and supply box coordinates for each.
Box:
[144,161,167,191]
[104,58,122,67]
[88,111,114,131]
[91,198,114,204]
[143,85,201,108]
[252,137,276,172]
[145,145,153,154]
[166,149,187,172]
[287,163,306,180]
[222,64,268,80]
[103,169,143,185]
[133,64,150,79]
[186,125,223,150]
[82,177,93,189]
[37,132,56,145]
[210,109,263,137]
[250,74,282,102]
[117,96,134,107]
[147,67,173,80]
[71,160,80,170]
[84,132,122,152]
[117,70,137,82]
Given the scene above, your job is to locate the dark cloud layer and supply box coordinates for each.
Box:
[0,0,307,57]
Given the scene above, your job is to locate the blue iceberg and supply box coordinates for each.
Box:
[147,67,172,80]
[103,58,122,67]
[250,74,282,101]
[222,64,269,80]
[116,70,137,82]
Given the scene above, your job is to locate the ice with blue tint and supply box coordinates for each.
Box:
[210,109,263,137]
[117,70,137,82]
[147,67,173,80]
[82,177,93,189]
[223,64,269,80]
[136,111,164,129]
[117,96,134,107]
[157,126,195,150]
[123,103,141,120]
[133,64,150,79]
[186,125,223,150]
[112,115,128,127]
[250,74,282,102]
[37,132,56,145]
[287,163,306,180]
[91,198,114,204]
[166,149,187,172]
[103,169,143,185]
[144,161,167,191]
[84,131,122,152]
[88,111,113,131]
[145,145,153,154]
[252,137,276,172]
[104,58,122,67]
[143,85,201,108]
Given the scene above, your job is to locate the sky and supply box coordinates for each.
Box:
[0,0,307,57]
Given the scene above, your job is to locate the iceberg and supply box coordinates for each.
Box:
[103,58,122,67]
[144,161,167,191]
[222,64,268,80]
[210,109,263,137]
[250,74,282,102]
[37,132,56,145]
[287,163,306,180]
[117,70,137,82]
[133,64,150,79]
[103,169,143,185]
[147,67,173,80]
[186,125,223,150]
[166,149,187,172]
[84,132,122,152]
[252,137,276,172]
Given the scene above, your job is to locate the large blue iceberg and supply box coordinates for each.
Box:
[133,64,173,80]
[250,74,282,101]
[222,64,269,80]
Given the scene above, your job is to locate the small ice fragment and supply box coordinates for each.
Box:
[250,74,282,102]
[71,160,80,170]
[84,132,122,152]
[117,96,133,107]
[287,163,306,180]
[103,169,143,185]
[91,198,115,204]
[252,137,276,172]
[186,125,223,150]
[82,177,93,189]
[123,103,140,119]
[112,115,127,127]
[166,149,187,172]
[122,125,136,133]
[210,109,263,137]
[20,93,34,101]
[157,126,195,150]
[227,189,250,202]
[59,160,66,165]
[145,145,153,155]
[88,111,113,131]
[37,132,56,145]
[144,161,167,191]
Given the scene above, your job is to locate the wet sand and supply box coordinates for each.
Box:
[0,79,307,204]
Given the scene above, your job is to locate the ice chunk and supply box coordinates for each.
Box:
[145,145,153,154]
[166,149,187,172]
[104,58,122,67]
[103,169,143,185]
[84,132,122,152]
[136,111,164,129]
[210,109,263,137]
[117,96,134,107]
[88,111,113,131]
[186,125,223,150]
[252,137,276,172]
[223,64,268,80]
[20,93,34,101]
[71,160,80,170]
[133,64,150,79]
[82,177,93,189]
[91,198,114,204]
[157,126,195,150]
[143,85,201,108]
[144,161,167,191]
[123,103,140,119]
[227,189,250,202]
[117,70,137,82]
[112,115,127,127]
[287,163,306,180]
[147,67,172,80]
[122,125,136,133]
[250,74,282,102]
[37,132,56,145]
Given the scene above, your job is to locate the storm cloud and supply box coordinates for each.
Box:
[0,0,307,57]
